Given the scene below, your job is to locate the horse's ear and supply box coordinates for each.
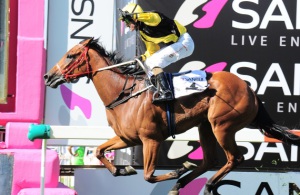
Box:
[80,37,94,46]
[87,37,94,45]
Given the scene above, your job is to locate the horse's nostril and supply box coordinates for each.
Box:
[44,74,49,80]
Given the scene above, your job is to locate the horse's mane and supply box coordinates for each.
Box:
[89,38,124,65]
[88,38,145,75]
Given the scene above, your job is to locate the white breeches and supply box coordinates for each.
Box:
[145,32,194,70]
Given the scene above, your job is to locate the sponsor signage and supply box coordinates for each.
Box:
[156,141,300,171]
[45,0,114,126]
[75,169,300,194]
[138,0,300,129]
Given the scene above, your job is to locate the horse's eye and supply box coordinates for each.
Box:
[67,54,74,59]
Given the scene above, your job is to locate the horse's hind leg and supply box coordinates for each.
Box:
[96,136,137,176]
[204,128,244,194]
[169,121,218,195]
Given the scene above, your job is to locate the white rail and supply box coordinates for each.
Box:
[40,126,266,146]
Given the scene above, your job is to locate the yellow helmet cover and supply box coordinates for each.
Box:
[119,3,143,23]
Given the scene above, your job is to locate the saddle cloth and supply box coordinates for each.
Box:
[169,70,209,98]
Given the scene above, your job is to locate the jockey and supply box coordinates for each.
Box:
[119,3,195,103]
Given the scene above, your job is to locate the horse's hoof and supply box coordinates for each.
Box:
[204,190,213,195]
[183,161,197,170]
[125,165,137,175]
[204,183,213,195]
[168,190,179,195]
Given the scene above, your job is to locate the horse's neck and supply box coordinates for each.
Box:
[89,53,128,107]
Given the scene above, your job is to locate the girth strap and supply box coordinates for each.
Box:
[105,75,136,109]
[166,73,176,138]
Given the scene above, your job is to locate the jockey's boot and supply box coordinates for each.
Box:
[153,72,174,103]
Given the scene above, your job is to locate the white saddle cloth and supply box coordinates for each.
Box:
[172,70,209,98]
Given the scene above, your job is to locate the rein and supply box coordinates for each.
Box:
[60,45,154,109]
[59,45,139,80]
[105,76,152,109]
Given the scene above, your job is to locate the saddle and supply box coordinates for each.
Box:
[149,70,209,99]
[155,70,209,138]
[118,61,209,98]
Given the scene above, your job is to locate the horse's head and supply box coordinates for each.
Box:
[44,38,94,88]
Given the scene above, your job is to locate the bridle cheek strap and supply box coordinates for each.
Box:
[61,46,91,80]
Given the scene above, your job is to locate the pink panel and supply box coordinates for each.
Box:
[0,149,59,195]
[0,0,45,124]
[5,122,42,149]
[18,0,44,37]
[18,188,77,195]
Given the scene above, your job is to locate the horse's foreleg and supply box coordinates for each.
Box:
[141,139,191,183]
[96,136,137,176]
[169,121,218,195]
[141,139,160,183]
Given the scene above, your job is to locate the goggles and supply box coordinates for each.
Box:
[119,9,134,26]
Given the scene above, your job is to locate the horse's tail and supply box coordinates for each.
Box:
[254,97,300,146]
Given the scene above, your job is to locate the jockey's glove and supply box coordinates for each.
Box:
[135,55,146,62]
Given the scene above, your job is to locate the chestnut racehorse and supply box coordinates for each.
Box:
[44,38,300,195]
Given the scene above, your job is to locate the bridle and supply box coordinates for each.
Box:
[57,44,141,82]
[56,43,154,109]
[58,45,91,81]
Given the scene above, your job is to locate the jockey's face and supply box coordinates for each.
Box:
[128,22,136,31]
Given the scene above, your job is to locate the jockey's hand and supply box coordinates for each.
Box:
[135,55,144,62]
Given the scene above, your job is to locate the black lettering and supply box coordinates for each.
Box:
[71,0,94,16]
[70,18,93,40]
[213,180,241,195]
[289,183,300,195]
[183,77,203,81]
[255,182,274,195]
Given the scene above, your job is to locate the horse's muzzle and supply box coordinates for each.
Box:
[44,73,66,88]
